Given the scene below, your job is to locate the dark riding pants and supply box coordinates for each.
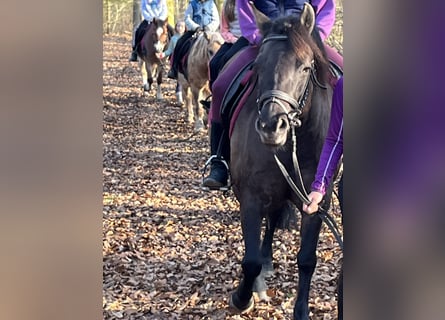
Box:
[208,45,259,125]
[134,20,149,48]
[209,36,249,90]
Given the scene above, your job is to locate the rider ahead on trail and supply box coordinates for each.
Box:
[129,0,169,62]
[167,0,220,79]
[202,0,341,190]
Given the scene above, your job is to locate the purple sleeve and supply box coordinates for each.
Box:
[237,0,262,46]
[311,0,335,41]
[311,77,343,194]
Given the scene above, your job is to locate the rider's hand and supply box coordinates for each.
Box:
[302,191,323,214]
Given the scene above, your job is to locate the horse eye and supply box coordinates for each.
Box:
[302,66,311,73]
[208,50,214,56]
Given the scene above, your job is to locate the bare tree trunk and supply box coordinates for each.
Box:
[105,0,110,34]
[175,0,179,22]
[132,0,141,29]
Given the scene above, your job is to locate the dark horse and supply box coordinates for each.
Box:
[228,4,334,320]
[136,18,170,100]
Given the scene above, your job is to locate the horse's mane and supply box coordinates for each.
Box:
[189,32,224,60]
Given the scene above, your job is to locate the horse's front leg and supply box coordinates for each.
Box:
[143,62,153,92]
[191,87,204,132]
[259,209,282,277]
[139,60,149,92]
[245,211,280,302]
[230,204,263,314]
[293,212,322,320]
[155,64,163,100]
[177,75,193,124]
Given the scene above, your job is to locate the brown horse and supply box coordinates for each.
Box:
[177,31,224,131]
[137,18,170,100]
[228,4,336,320]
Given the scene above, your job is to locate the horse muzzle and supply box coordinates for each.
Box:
[154,41,164,53]
[255,113,289,147]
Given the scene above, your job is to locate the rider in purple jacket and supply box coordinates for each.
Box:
[238,0,335,45]
[202,0,342,190]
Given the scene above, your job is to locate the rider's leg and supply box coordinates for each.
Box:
[130,20,148,62]
[203,45,259,189]
[169,30,194,79]
[202,121,230,188]
[209,42,232,90]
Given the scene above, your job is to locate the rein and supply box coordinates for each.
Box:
[274,144,344,250]
[260,34,343,250]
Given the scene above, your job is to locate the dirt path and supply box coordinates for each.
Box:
[103,34,342,320]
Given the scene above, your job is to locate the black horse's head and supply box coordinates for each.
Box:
[253,3,329,147]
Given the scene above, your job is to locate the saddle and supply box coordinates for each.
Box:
[178,34,199,80]
[220,60,256,136]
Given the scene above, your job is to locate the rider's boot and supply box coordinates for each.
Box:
[129,46,138,62]
[202,122,229,189]
[167,68,177,80]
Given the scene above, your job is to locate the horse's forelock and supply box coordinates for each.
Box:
[149,20,168,44]
[156,27,164,38]
[287,19,329,83]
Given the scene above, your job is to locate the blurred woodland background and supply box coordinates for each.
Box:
[102,0,342,53]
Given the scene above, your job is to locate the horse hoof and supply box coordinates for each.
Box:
[229,294,254,314]
[156,89,163,101]
[143,85,150,92]
[262,261,274,277]
[194,119,205,132]
[256,290,271,302]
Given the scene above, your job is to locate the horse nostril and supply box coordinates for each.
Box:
[278,117,287,130]
[255,118,267,131]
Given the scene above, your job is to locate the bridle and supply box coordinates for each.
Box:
[258,34,343,250]
[257,35,322,128]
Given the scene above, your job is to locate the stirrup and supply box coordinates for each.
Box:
[201,155,231,191]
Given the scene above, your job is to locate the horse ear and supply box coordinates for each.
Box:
[300,3,315,34]
[249,1,270,28]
